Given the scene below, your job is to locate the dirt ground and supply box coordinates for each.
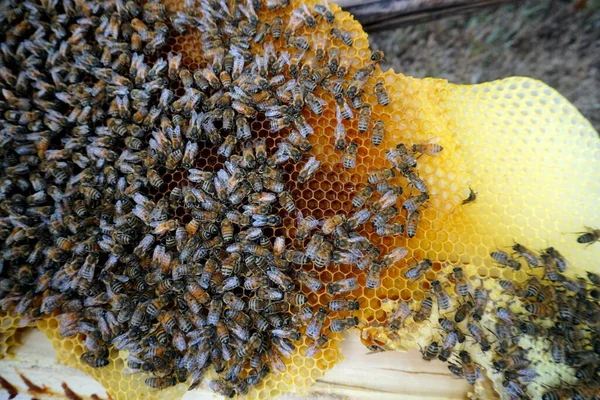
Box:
[368,0,600,131]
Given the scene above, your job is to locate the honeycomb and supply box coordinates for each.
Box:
[0,0,599,398]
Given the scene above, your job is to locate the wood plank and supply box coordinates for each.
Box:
[0,329,470,399]
[332,0,519,31]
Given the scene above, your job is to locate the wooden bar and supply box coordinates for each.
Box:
[333,0,520,31]
[0,329,470,399]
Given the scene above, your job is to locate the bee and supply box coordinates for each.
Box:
[541,253,562,282]
[275,191,296,214]
[223,292,245,311]
[369,120,386,146]
[220,218,234,243]
[297,156,320,183]
[334,116,347,151]
[232,100,257,119]
[499,280,524,297]
[491,250,521,270]
[412,138,443,156]
[267,266,294,291]
[413,297,433,323]
[371,50,385,62]
[146,168,165,189]
[544,247,567,272]
[372,189,400,213]
[421,342,439,361]
[431,280,450,310]
[330,316,359,333]
[314,240,333,268]
[365,262,383,289]
[305,334,329,358]
[454,301,473,323]
[403,168,428,193]
[330,28,353,46]
[459,351,479,385]
[285,250,309,265]
[525,303,555,318]
[209,380,234,398]
[467,321,491,351]
[388,301,412,330]
[438,318,466,343]
[450,267,470,297]
[306,307,328,339]
[403,259,432,280]
[328,299,360,312]
[327,277,358,295]
[368,168,395,184]
[181,141,199,170]
[522,276,542,299]
[342,141,358,169]
[512,242,540,267]
[462,188,477,205]
[289,36,309,51]
[447,363,464,379]
[305,231,324,261]
[269,15,283,39]
[314,3,335,22]
[296,211,320,241]
[81,352,109,368]
[321,214,345,235]
[576,227,600,246]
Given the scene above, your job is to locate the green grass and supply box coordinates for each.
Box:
[369,0,600,131]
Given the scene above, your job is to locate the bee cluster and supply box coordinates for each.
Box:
[377,241,600,400]
[0,0,443,396]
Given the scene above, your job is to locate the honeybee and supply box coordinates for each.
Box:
[321,214,345,235]
[334,116,347,151]
[459,351,480,385]
[328,299,360,312]
[412,138,443,156]
[421,342,439,361]
[305,334,329,358]
[368,168,395,184]
[372,189,400,213]
[438,318,466,343]
[330,316,359,332]
[413,297,433,323]
[491,250,521,270]
[305,232,325,261]
[327,277,358,295]
[431,280,450,310]
[314,3,335,22]
[342,141,358,169]
[366,262,383,289]
[449,267,470,297]
[285,250,309,265]
[371,50,385,62]
[376,223,405,236]
[306,307,328,339]
[209,380,234,398]
[512,242,540,267]
[525,303,555,318]
[266,266,294,291]
[297,156,320,183]
[544,247,567,272]
[388,301,412,330]
[454,301,473,323]
[314,240,333,268]
[405,210,420,238]
[296,211,320,241]
[577,227,600,246]
[330,28,353,46]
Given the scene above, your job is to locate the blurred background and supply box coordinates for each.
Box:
[345,0,599,130]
